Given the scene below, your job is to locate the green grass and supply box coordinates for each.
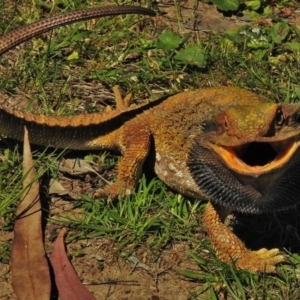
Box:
[54,176,201,249]
[1,0,300,299]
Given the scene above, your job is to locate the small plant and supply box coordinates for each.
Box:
[157,30,207,68]
[211,0,240,11]
[211,0,295,17]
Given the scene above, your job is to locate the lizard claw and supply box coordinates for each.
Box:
[92,188,115,203]
[203,202,288,273]
[236,248,285,273]
[92,182,128,203]
[112,85,132,110]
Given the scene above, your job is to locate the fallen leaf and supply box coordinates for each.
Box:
[48,178,85,200]
[280,7,293,18]
[58,158,95,175]
[50,228,97,300]
[10,127,51,300]
[49,178,69,196]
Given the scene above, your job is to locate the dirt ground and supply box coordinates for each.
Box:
[1,221,200,299]
[1,1,300,299]
[0,195,205,299]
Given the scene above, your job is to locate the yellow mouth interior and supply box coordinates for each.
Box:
[212,138,300,174]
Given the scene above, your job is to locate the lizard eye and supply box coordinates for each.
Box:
[275,109,284,126]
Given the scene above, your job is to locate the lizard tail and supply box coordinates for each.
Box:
[0,6,155,55]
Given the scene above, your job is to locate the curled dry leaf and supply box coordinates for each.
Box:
[50,228,97,300]
[57,158,95,176]
[10,127,51,300]
[49,178,69,196]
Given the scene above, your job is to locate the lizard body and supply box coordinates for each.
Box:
[1,6,300,273]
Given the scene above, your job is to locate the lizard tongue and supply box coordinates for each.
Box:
[213,138,299,174]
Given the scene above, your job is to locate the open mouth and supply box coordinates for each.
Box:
[212,137,300,174]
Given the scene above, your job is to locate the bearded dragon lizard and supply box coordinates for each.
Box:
[1,5,299,273]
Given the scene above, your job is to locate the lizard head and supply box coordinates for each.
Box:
[210,103,300,174]
[188,102,300,213]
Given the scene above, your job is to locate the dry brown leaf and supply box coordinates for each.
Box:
[50,228,97,300]
[10,127,51,300]
[49,178,69,196]
[58,158,95,175]
[280,7,293,18]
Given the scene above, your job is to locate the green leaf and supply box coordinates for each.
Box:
[244,10,261,19]
[268,22,290,44]
[67,51,79,60]
[263,5,272,16]
[247,41,270,49]
[294,87,300,98]
[284,42,300,53]
[157,30,181,51]
[211,0,240,11]
[174,46,206,67]
[245,0,262,11]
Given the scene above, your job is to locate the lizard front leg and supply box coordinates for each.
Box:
[93,119,151,201]
[203,201,284,273]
